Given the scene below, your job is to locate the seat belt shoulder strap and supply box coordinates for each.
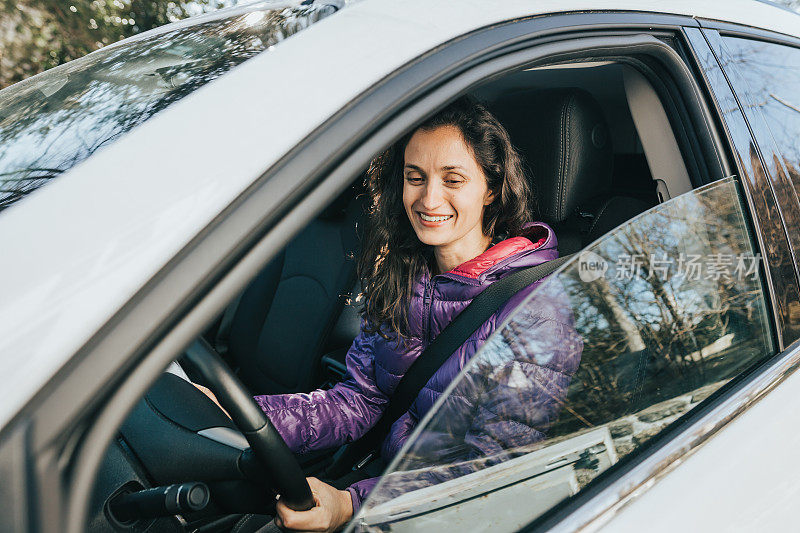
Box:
[381,253,574,427]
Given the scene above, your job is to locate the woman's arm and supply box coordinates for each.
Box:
[275,477,354,533]
[254,328,390,454]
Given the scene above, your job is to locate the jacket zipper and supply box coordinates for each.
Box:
[422,277,435,348]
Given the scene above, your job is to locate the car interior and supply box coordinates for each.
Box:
[88,59,704,532]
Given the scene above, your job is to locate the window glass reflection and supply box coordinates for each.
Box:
[0,3,339,212]
[721,37,800,209]
[356,178,774,532]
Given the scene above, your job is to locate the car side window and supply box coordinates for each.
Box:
[718,37,800,238]
[356,177,774,532]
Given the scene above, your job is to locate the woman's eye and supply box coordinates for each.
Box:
[405,174,423,184]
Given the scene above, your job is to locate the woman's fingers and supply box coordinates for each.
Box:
[276,494,325,531]
[275,477,353,532]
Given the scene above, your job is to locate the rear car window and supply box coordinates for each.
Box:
[0,2,340,212]
[718,36,800,238]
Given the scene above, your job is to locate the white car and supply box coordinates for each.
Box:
[2,1,800,532]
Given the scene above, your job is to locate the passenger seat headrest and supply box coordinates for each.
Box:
[490,88,613,224]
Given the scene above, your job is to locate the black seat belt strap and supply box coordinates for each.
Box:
[213,292,244,356]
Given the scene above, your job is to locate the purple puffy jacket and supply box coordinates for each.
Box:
[254,222,582,511]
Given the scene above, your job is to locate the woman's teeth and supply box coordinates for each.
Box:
[420,213,453,222]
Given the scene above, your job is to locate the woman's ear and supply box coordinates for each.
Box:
[484,188,496,206]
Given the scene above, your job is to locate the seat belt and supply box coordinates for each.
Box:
[325,252,575,478]
[213,292,244,356]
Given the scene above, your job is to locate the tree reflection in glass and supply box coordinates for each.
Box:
[0,3,339,211]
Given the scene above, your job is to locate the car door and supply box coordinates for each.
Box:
[590,23,800,533]
[353,176,777,532]
[352,21,800,533]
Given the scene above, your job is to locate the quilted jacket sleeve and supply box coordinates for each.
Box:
[345,411,416,513]
[253,327,389,455]
[346,476,380,514]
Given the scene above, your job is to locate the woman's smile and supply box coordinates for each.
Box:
[418,212,454,225]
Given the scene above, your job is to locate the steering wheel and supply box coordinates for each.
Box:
[182,344,315,511]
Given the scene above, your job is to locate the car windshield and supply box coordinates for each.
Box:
[0,1,341,212]
[354,177,775,531]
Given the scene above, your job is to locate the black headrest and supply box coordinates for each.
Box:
[490,88,613,224]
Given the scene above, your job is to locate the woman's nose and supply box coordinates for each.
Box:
[420,181,444,209]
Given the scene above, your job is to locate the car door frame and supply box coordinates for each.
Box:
[0,11,790,533]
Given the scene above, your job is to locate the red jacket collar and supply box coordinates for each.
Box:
[448,225,549,280]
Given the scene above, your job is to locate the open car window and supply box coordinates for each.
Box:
[356,177,775,531]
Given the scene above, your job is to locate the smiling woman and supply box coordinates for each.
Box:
[361,97,534,339]
[248,97,579,531]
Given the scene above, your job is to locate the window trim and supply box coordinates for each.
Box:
[697,17,800,50]
[2,13,742,532]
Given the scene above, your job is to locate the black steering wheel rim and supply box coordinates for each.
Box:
[182,342,315,511]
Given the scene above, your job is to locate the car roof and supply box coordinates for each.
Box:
[0,0,797,429]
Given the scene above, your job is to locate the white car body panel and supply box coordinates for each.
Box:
[597,356,800,532]
[0,2,799,528]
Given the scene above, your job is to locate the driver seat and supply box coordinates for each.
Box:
[188,186,365,396]
[490,88,657,253]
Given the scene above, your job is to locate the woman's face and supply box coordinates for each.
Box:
[402,125,494,253]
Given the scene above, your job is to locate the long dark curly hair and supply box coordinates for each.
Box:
[357,96,534,342]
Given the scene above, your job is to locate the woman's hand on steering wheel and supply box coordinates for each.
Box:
[275,477,353,532]
[182,348,316,512]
